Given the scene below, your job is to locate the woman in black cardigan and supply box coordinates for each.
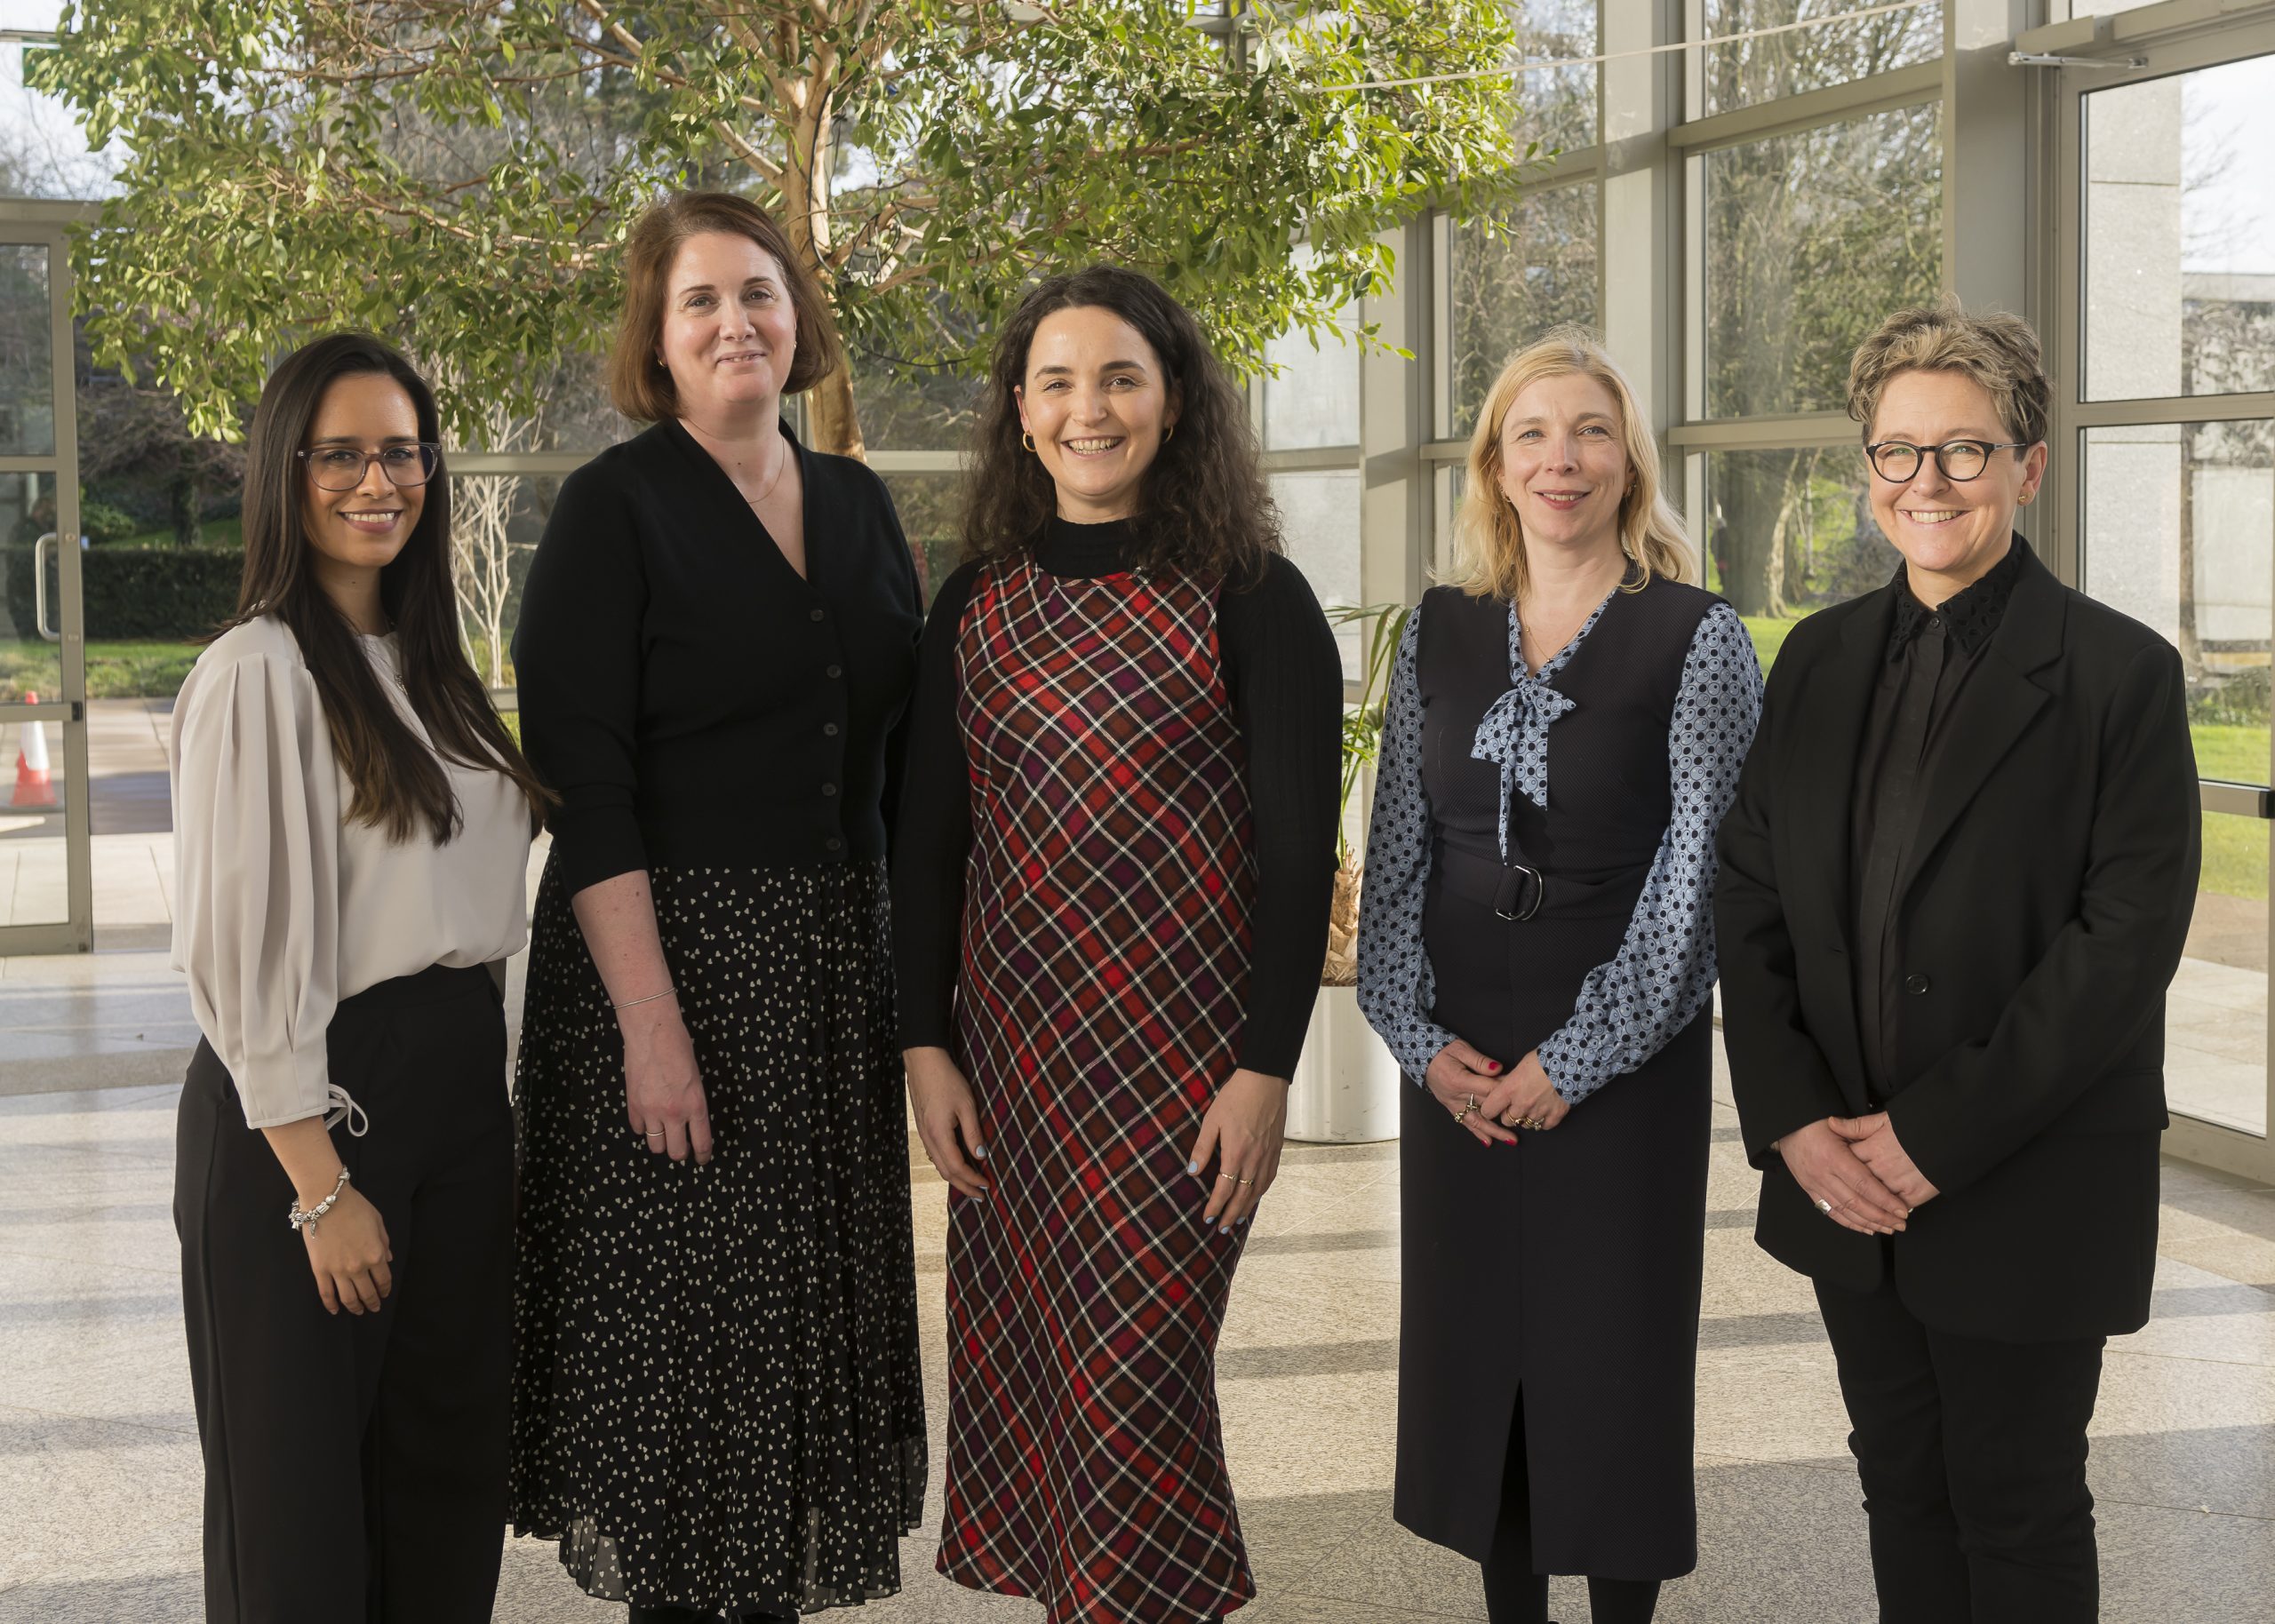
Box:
[1716,302,2200,1622]
[507,192,926,1622]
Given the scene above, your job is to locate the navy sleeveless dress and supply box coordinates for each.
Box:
[1362,576,1760,1581]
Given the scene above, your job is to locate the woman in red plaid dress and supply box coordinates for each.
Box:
[892,266,1344,1624]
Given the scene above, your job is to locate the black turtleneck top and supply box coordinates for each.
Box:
[890,516,1345,1079]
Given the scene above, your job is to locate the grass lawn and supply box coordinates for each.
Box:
[2,638,204,703]
[2192,722,2271,901]
[1740,613,1803,672]
[112,518,245,551]
[1742,617,2266,901]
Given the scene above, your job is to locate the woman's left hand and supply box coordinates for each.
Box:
[1478,1050,1571,1134]
[1829,1112,1941,1208]
[1188,1069,1288,1232]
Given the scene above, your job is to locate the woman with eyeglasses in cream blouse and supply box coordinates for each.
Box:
[171,332,546,1623]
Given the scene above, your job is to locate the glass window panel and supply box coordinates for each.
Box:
[2084,53,2275,402]
[1702,1,1943,115]
[2081,420,2275,784]
[1446,182,1600,438]
[1264,244,1361,450]
[1703,447,1892,652]
[1272,470,1363,679]
[1704,105,1941,419]
[451,473,552,689]
[2,470,63,704]
[2174,809,2268,1137]
[2084,418,2272,1136]
[876,473,965,603]
[1509,0,1598,157]
[0,243,54,458]
[857,358,985,454]
[0,466,84,925]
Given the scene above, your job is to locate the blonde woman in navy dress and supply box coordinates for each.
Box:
[1358,329,1761,1624]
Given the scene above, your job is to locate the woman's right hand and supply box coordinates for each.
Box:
[1425,1039,1517,1146]
[301,1182,393,1316]
[623,1000,713,1165]
[904,1046,990,1198]
[1776,1118,1910,1235]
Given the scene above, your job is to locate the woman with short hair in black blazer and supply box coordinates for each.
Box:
[172,332,547,1621]
[509,192,927,1621]
[1715,301,2201,1623]
[1357,328,1762,1624]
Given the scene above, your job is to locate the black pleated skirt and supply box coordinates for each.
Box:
[508,856,928,1615]
[1394,878,1712,1582]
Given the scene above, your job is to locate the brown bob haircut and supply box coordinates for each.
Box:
[606,191,844,422]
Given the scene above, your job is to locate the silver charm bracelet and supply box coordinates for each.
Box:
[289,1166,352,1234]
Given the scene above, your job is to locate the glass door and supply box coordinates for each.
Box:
[0,219,91,953]
[2055,25,2275,1180]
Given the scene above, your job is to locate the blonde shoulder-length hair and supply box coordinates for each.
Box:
[1450,325,1698,601]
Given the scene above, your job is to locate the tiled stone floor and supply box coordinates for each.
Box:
[3,1033,2271,1623]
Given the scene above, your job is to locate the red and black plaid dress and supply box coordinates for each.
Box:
[936,551,1257,1623]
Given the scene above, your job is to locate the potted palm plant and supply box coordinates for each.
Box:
[1286,601,1412,1142]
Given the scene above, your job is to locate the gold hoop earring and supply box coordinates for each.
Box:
[1164,423,1177,443]
[1021,432,1035,452]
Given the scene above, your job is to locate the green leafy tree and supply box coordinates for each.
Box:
[35,0,1525,457]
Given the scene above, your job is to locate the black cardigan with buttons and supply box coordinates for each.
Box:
[513,418,923,896]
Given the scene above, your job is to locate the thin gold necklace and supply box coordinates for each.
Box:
[742,434,791,510]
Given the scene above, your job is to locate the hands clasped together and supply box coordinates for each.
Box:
[1426,1039,1569,1144]
[1777,1112,1941,1235]
[904,1047,1287,1234]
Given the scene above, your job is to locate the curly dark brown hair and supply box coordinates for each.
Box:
[962,264,1281,587]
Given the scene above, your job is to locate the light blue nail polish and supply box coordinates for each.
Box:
[972,1144,986,1159]
[1186,1160,1199,1174]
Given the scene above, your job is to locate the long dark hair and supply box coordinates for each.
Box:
[963,264,1281,586]
[227,332,549,842]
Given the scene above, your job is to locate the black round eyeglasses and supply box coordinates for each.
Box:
[1864,439,2030,483]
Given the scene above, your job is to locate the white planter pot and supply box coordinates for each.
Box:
[1286,984,1402,1143]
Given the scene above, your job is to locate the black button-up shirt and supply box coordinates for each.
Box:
[514,418,924,893]
[1849,537,2030,1098]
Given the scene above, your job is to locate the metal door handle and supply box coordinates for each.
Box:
[33,532,61,642]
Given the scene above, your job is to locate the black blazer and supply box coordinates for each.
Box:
[1715,541,2199,1341]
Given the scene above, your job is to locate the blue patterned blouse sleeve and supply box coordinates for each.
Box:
[1534,603,1764,1103]
[1357,611,1461,1085]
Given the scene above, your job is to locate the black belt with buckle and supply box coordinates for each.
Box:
[1433,844,1646,923]
[1493,862,1545,921]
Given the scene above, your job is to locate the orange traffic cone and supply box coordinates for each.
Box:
[11,690,57,808]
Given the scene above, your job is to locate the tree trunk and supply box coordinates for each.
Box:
[1717,456,1789,617]
[1782,450,1820,601]
[806,361,866,461]
[170,457,204,548]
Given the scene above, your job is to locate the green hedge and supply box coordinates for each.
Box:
[0,544,243,641]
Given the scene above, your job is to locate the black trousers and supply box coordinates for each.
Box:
[1815,1274,2106,1624]
[176,964,514,1624]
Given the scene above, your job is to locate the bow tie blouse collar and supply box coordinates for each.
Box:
[1469,592,1613,861]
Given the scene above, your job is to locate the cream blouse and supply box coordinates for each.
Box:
[169,615,532,1129]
